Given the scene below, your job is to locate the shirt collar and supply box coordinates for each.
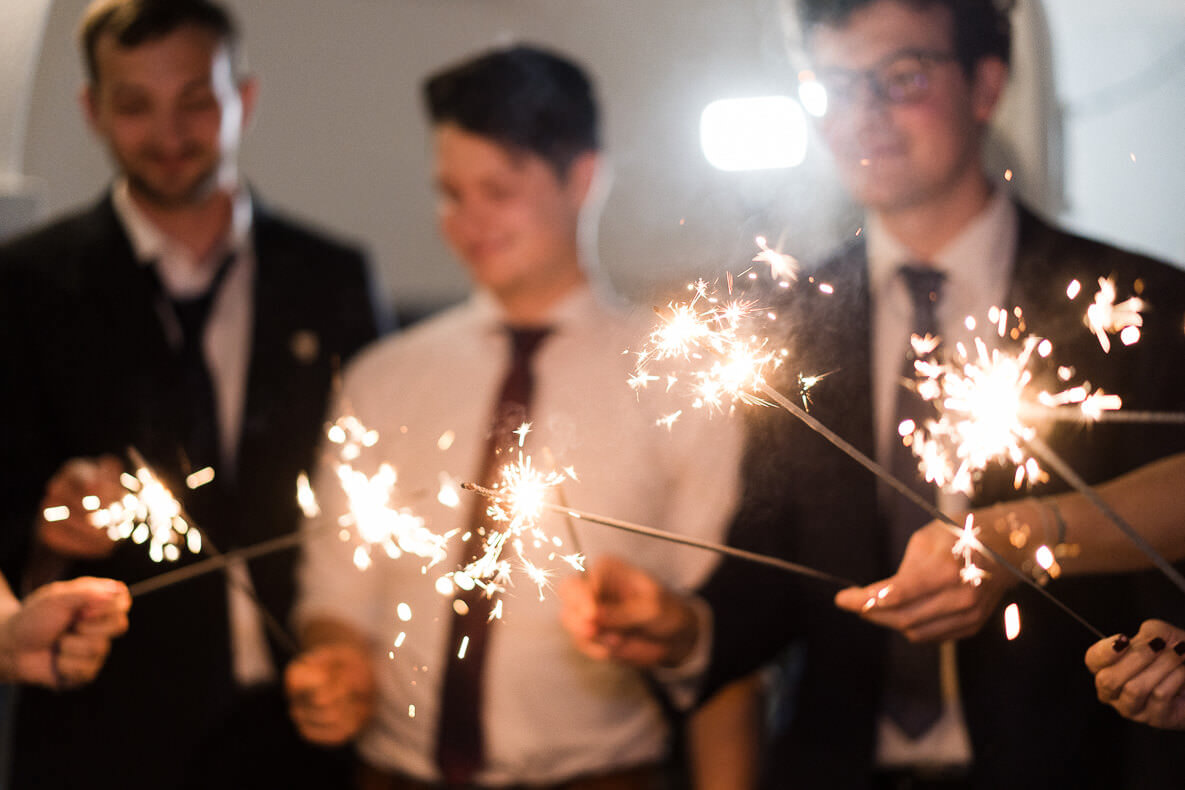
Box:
[111,179,254,294]
[867,189,1017,303]
[469,282,607,337]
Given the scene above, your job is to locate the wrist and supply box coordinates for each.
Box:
[658,592,701,668]
[973,498,1067,585]
[0,606,22,683]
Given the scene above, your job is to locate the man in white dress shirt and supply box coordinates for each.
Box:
[285,45,743,789]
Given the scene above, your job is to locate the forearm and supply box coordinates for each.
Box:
[974,452,1185,576]
[687,672,765,790]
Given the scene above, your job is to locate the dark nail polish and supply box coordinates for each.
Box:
[1113,634,1130,652]
[1149,637,1167,652]
[1173,642,1185,657]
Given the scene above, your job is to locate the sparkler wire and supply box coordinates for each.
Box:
[461,483,858,587]
[1035,408,1185,425]
[752,383,1107,639]
[1025,436,1185,597]
[542,447,584,556]
[127,527,323,598]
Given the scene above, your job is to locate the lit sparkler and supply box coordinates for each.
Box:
[631,278,785,414]
[460,481,859,587]
[451,443,584,605]
[632,275,1105,636]
[904,308,1185,597]
[319,415,449,570]
[904,306,1122,495]
[43,449,208,564]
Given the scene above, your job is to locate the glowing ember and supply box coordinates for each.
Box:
[1004,602,1022,640]
[1084,276,1144,353]
[752,236,799,282]
[950,515,988,586]
[797,371,832,410]
[296,472,320,517]
[437,473,461,508]
[185,466,216,490]
[43,505,70,523]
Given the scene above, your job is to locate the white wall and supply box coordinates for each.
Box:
[17,0,1185,315]
[1044,0,1185,264]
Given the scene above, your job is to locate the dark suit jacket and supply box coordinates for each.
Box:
[0,194,379,789]
[700,206,1185,789]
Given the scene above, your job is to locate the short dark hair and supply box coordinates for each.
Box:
[80,0,240,83]
[797,0,1014,73]
[423,45,600,177]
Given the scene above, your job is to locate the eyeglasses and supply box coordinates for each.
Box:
[799,50,958,115]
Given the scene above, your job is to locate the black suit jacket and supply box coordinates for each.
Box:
[700,206,1185,789]
[0,194,379,789]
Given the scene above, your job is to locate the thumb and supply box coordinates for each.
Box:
[835,580,894,614]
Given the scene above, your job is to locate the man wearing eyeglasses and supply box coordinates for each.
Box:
[563,1,1185,787]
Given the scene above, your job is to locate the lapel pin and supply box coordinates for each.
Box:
[290,330,320,364]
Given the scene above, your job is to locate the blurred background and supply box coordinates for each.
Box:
[3,0,1183,321]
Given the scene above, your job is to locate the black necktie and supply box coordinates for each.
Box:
[883,264,945,739]
[435,326,552,784]
[169,252,236,478]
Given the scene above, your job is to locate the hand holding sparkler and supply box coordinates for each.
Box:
[835,520,1015,643]
[37,455,125,560]
[1085,619,1185,730]
[286,621,376,746]
[0,576,130,689]
[560,555,701,669]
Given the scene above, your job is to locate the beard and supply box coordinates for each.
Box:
[119,145,224,210]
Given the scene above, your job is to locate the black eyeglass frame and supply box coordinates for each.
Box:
[802,49,959,112]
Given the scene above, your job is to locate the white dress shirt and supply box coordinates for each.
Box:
[112,181,275,687]
[867,190,1018,767]
[296,283,743,785]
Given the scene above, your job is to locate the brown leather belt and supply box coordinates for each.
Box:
[356,760,665,790]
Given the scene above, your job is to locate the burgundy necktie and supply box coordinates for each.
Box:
[883,264,945,739]
[435,326,552,784]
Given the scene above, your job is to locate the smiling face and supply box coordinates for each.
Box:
[84,24,253,209]
[433,123,591,313]
[808,0,1005,217]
